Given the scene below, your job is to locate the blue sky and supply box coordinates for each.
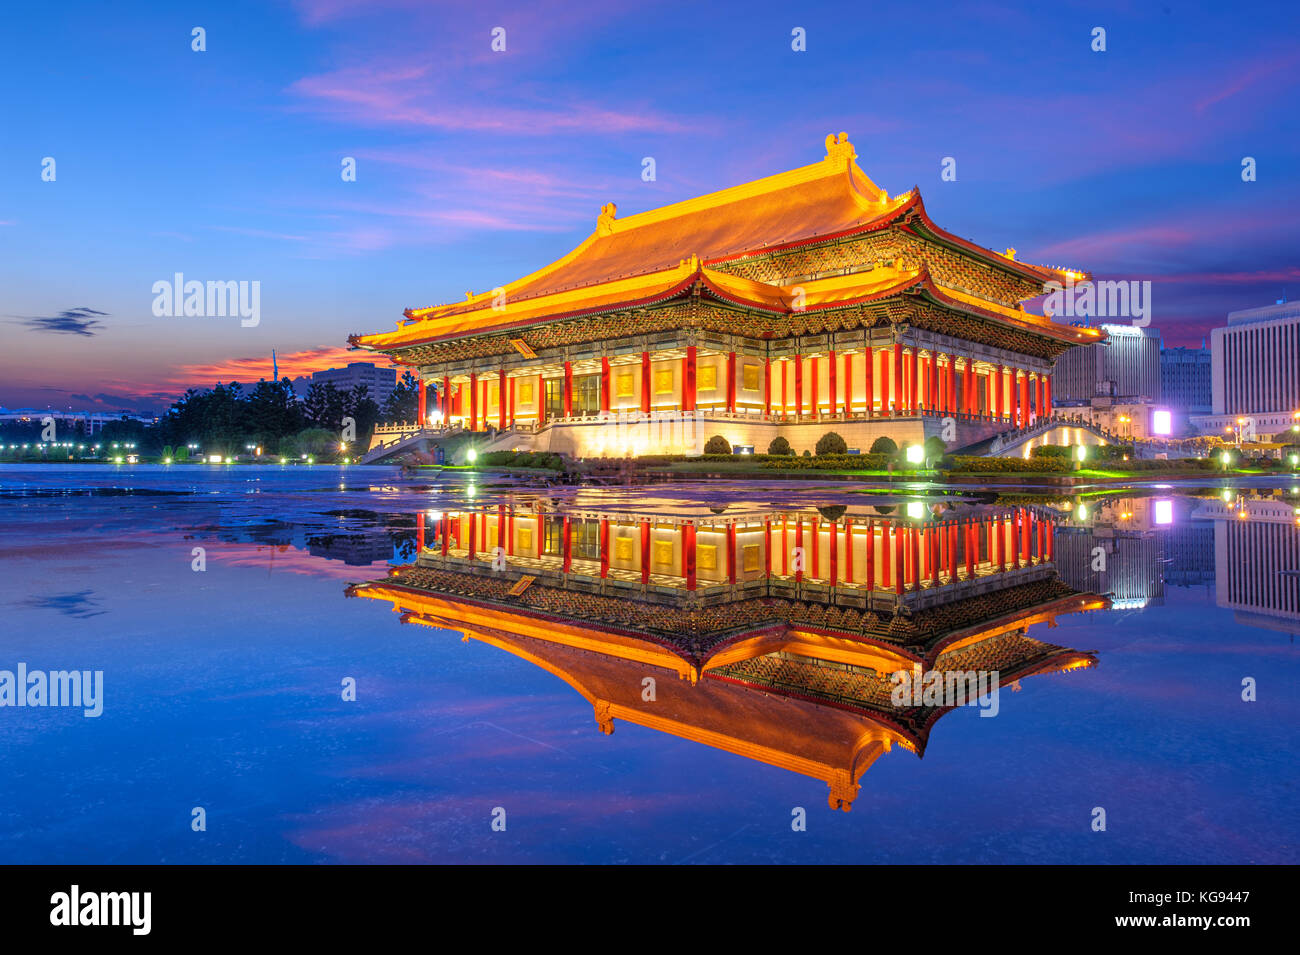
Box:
[2,0,1297,412]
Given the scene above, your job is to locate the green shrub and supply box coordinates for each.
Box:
[815,431,848,456]
[923,436,946,459]
[869,436,898,455]
[802,449,812,458]
[767,436,793,456]
[703,435,732,455]
[1031,445,1072,459]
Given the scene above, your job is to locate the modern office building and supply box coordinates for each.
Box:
[1051,323,1161,403]
[1159,344,1212,415]
[1196,301,1300,436]
[307,362,397,407]
[352,133,1101,458]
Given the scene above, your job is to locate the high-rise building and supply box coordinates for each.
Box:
[1159,344,1211,414]
[1050,323,1161,403]
[307,362,398,407]
[1196,301,1300,436]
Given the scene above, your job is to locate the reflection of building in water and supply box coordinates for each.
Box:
[1191,497,1300,635]
[1052,496,1165,609]
[306,535,399,566]
[1164,521,1215,588]
[349,501,1103,810]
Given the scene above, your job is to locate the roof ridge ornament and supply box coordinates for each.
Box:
[597,202,617,236]
[824,131,855,164]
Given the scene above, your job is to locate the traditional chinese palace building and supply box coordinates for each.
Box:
[352,133,1101,458]
[349,497,1102,809]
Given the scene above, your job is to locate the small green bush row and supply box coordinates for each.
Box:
[475,450,565,470]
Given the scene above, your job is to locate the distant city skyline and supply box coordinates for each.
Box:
[3,0,1297,413]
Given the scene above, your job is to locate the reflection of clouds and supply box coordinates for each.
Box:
[17,589,106,618]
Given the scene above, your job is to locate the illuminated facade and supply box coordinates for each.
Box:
[352,134,1100,459]
[349,499,1103,808]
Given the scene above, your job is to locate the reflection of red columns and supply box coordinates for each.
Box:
[865,523,875,590]
[468,373,478,431]
[726,524,737,584]
[1035,512,1044,563]
[684,523,697,591]
[640,519,650,584]
[600,357,611,413]
[827,350,836,419]
[909,525,920,591]
[828,521,838,586]
[965,521,975,580]
[763,356,772,418]
[468,512,478,561]
[893,343,904,415]
[684,346,697,412]
[507,508,514,555]
[416,511,425,551]
[844,520,853,583]
[561,516,571,573]
[864,348,874,416]
[996,517,1006,570]
[1020,508,1031,565]
[498,369,507,430]
[562,362,573,418]
[496,504,505,552]
[811,517,820,579]
[781,519,789,575]
[441,515,450,555]
[599,518,609,578]
[726,352,736,413]
[794,518,804,582]
[927,527,938,588]
[893,525,904,595]
[534,513,542,557]
[640,351,651,414]
[794,354,803,417]
[763,519,772,578]
[1045,521,1054,560]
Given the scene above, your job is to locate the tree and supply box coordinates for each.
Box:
[767,435,792,456]
[704,435,732,454]
[303,382,347,431]
[923,436,947,460]
[869,436,898,455]
[383,371,420,423]
[815,431,847,456]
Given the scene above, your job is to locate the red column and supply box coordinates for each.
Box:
[763,356,772,418]
[1046,521,1054,560]
[893,343,903,415]
[536,375,546,427]
[498,369,507,430]
[879,349,890,417]
[1021,373,1030,428]
[533,512,542,558]
[1036,513,1044,563]
[599,518,609,578]
[948,523,958,582]
[910,348,919,413]
[843,352,853,416]
[640,519,651,584]
[561,516,572,573]
[473,374,483,433]
[1044,376,1052,419]
[864,348,874,416]
[640,351,651,414]
[828,350,837,419]
[442,376,450,422]
[509,376,516,428]
[416,511,425,551]
[794,354,804,417]
[684,523,697,591]
[726,352,736,413]
[417,379,427,425]
[996,365,1005,420]
[684,346,697,412]
[947,359,957,417]
[600,357,611,413]
[562,362,573,418]
[927,352,937,412]
[726,524,737,584]
[781,359,788,414]
[811,356,819,420]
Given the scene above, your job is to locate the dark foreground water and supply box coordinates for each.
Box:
[0,464,1296,864]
